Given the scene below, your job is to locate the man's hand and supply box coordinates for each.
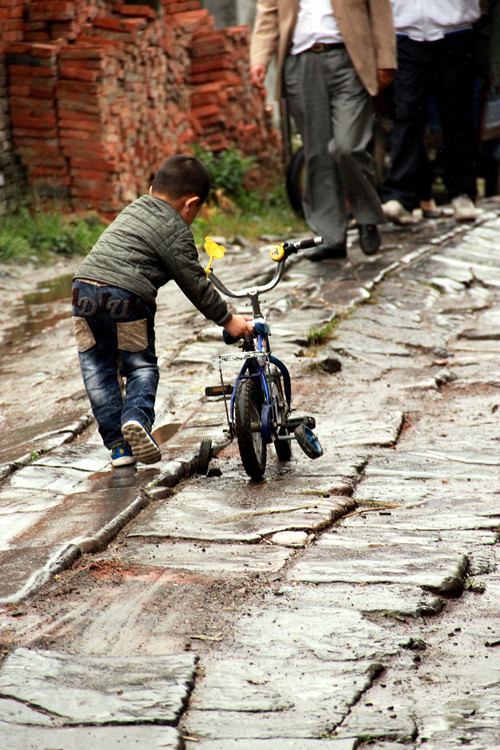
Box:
[377,68,395,92]
[224,315,254,339]
[250,64,266,90]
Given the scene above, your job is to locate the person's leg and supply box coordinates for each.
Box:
[433,31,478,202]
[284,51,347,249]
[115,295,161,464]
[325,48,384,226]
[73,281,160,464]
[119,314,159,431]
[72,281,125,449]
[381,37,433,211]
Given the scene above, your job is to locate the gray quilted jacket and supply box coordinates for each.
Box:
[75,194,231,325]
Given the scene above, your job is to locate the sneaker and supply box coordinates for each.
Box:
[110,443,136,467]
[382,199,419,226]
[451,195,477,222]
[122,420,161,464]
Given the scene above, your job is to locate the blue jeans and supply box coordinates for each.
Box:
[72,280,159,449]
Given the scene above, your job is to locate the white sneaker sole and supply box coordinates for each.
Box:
[111,455,136,468]
[122,421,161,464]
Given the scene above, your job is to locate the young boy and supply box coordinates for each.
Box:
[72,154,253,468]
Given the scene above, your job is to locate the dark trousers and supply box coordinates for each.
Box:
[381,31,478,210]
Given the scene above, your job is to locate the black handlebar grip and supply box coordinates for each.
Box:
[295,235,323,250]
[282,236,323,255]
[223,329,240,345]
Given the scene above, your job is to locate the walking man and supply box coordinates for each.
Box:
[381,0,481,225]
[250,0,396,261]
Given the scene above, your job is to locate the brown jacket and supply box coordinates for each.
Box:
[250,0,396,98]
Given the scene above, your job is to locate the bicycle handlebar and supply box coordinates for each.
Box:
[282,236,323,253]
[208,235,323,300]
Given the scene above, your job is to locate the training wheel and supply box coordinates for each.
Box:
[197,438,213,474]
[294,423,323,459]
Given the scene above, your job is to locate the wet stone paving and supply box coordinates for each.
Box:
[0,204,500,748]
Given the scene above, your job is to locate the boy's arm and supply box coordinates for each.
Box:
[162,232,252,334]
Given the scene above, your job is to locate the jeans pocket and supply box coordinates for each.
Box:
[73,316,96,352]
[117,319,148,352]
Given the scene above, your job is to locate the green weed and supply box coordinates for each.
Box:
[306,317,340,347]
[193,144,256,203]
[0,204,105,262]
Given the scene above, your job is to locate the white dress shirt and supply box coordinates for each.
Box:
[291,0,344,55]
[391,0,481,42]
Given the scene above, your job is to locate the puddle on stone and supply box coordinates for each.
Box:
[23,273,74,306]
[1,273,74,353]
[86,466,160,489]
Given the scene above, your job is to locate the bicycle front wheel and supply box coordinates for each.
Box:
[234,378,266,480]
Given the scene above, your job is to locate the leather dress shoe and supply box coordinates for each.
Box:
[306,242,347,262]
[358,224,381,256]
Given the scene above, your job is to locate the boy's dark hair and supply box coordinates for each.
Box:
[152,155,211,204]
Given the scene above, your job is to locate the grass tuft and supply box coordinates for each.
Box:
[0,203,105,263]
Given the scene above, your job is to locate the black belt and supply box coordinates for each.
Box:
[308,42,344,53]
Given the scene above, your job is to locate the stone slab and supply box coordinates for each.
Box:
[0,487,63,514]
[128,485,341,543]
[188,741,356,750]
[0,722,181,749]
[0,546,61,600]
[269,582,444,619]
[7,464,91,493]
[323,410,403,448]
[0,648,196,725]
[329,331,412,357]
[186,588,399,740]
[33,443,110,472]
[289,529,468,595]
[111,539,292,576]
[0,510,46,550]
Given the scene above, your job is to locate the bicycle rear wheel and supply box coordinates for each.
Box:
[234,378,267,480]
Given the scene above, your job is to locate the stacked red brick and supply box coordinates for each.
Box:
[5,0,281,215]
[190,24,279,160]
[7,42,69,197]
[78,4,200,211]
[0,0,27,212]
[23,0,107,43]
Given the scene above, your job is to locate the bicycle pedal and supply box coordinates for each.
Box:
[205,384,233,397]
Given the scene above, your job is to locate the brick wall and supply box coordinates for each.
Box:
[1,0,281,216]
[0,0,27,215]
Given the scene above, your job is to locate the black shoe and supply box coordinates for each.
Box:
[306,242,347,262]
[358,224,381,256]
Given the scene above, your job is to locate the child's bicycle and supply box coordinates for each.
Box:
[197,235,324,480]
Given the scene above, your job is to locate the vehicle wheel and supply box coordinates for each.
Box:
[197,438,212,475]
[286,147,305,217]
[295,423,323,459]
[270,374,291,462]
[234,378,267,480]
[483,155,500,198]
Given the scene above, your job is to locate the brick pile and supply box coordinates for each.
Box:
[2,0,281,216]
[0,0,27,214]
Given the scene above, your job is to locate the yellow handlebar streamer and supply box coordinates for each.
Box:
[204,236,227,275]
